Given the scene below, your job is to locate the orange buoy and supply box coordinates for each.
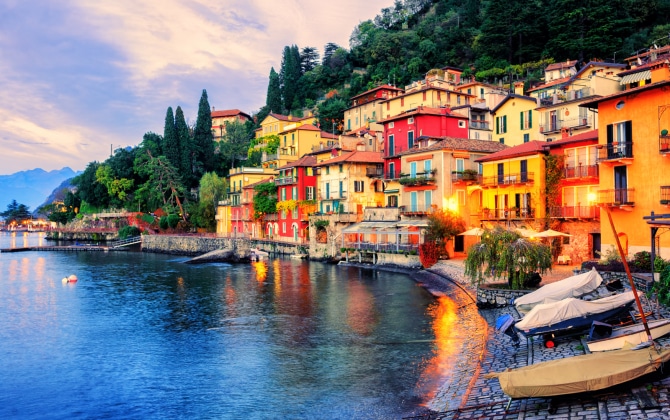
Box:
[68,274,78,283]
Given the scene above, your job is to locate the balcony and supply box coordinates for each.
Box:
[597,188,635,209]
[538,87,594,107]
[481,207,534,220]
[264,213,278,221]
[470,120,490,130]
[320,192,348,200]
[481,172,534,187]
[661,186,670,205]
[263,153,278,162]
[660,134,670,154]
[549,205,600,219]
[399,204,436,216]
[366,167,384,177]
[597,142,634,164]
[385,145,413,158]
[564,164,598,179]
[451,170,482,184]
[275,176,297,185]
[399,170,437,187]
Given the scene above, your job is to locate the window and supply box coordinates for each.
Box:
[408,117,414,124]
[480,88,485,99]
[306,186,314,200]
[456,158,464,172]
[354,180,364,192]
[339,164,343,173]
[388,162,395,179]
[408,131,414,148]
[292,208,298,219]
[292,186,297,200]
[606,121,632,157]
[410,161,417,177]
[281,188,286,201]
[389,121,394,128]
[499,138,504,144]
[425,190,432,208]
[388,134,395,155]
[347,119,351,130]
[339,181,344,197]
[325,183,330,198]
[496,115,507,134]
[520,160,528,182]
[458,190,466,206]
[326,166,330,175]
[520,110,532,129]
[282,222,286,233]
[523,133,529,143]
[424,159,432,174]
[388,195,398,207]
[458,120,466,128]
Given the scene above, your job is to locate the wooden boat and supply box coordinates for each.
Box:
[587,318,670,352]
[485,346,670,399]
[513,267,604,314]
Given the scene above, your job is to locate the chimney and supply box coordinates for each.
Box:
[212,106,215,111]
[514,81,525,95]
[650,60,670,83]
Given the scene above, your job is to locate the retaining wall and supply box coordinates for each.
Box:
[142,235,250,256]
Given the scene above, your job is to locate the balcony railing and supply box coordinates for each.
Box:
[320,192,348,200]
[470,121,490,130]
[366,167,384,177]
[597,188,635,207]
[385,145,413,157]
[538,87,594,107]
[275,176,297,185]
[660,135,670,154]
[564,164,598,179]
[399,170,437,186]
[264,214,278,221]
[451,171,482,183]
[263,153,278,162]
[399,204,436,215]
[597,142,634,162]
[549,205,600,219]
[661,186,670,205]
[481,207,534,220]
[482,172,534,187]
[345,242,419,253]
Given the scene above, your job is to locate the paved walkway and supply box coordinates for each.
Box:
[412,258,670,420]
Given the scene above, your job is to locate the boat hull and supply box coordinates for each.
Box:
[517,302,635,337]
[587,319,670,352]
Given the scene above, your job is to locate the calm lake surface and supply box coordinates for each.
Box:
[0,232,465,419]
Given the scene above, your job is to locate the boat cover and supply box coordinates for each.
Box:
[514,268,603,314]
[515,291,635,332]
[485,346,670,398]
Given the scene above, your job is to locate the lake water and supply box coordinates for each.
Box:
[0,232,465,419]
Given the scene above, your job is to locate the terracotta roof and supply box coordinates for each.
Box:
[211,109,251,119]
[398,136,508,156]
[314,150,383,166]
[526,76,572,93]
[475,140,546,162]
[349,84,403,100]
[543,130,598,148]
[545,60,578,71]
[277,155,317,169]
[321,131,338,139]
[243,177,274,189]
[278,124,320,134]
[378,106,466,123]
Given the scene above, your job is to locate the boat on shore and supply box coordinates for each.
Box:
[485,345,670,399]
[587,318,670,352]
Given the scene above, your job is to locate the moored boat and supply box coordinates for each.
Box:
[587,318,670,352]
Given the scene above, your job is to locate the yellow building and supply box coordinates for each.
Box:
[528,62,625,141]
[490,94,540,147]
[262,124,337,169]
[581,57,670,258]
[475,141,547,226]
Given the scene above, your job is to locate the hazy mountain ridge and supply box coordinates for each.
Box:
[0,167,81,214]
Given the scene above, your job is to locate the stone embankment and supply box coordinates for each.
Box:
[141,235,250,257]
[419,260,670,419]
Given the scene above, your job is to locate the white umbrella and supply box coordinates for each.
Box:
[534,229,572,238]
[516,228,539,238]
[458,227,485,236]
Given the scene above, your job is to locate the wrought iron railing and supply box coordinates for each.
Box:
[564,164,598,179]
[481,172,534,186]
[597,188,635,206]
[549,206,599,219]
[597,142,634,161]
[661,186,670,205]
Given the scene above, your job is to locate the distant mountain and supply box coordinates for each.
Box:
[0,168,81,214]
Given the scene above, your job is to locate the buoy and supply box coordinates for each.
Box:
[62,277,68,283]
[68,274,78,283]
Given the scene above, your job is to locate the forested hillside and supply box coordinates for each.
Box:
[261,0,670,132]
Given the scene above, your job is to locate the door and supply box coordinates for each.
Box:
[591,233,601,259]
[614,166,627,204]
[410,192,418,212]
[454,235,464,252]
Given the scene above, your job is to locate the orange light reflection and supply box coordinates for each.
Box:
[253,261,268,282]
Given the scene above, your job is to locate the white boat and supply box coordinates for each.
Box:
[513,268,603,314]
[587,318,670,352]
[249,248,269,261]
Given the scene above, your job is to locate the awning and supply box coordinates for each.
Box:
[396,220,429,227]
[383,189,399,194]
[620,70,651,85]
[342,221,397,233]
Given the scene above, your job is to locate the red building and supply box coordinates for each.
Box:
[270,155,318,243]
[379,106,469,179]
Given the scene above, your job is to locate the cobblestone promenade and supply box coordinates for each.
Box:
[414,259,670,420]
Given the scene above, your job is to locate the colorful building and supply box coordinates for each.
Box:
[271,156,318,244]
[344,84,403,134]
[211,108,251,141]
[262,124,337,169]
[490,93,540,147]
[581,55,670,257]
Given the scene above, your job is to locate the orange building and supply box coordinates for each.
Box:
[581,57,670,258]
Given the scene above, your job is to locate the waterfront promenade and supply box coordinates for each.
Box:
[420,259,670,420]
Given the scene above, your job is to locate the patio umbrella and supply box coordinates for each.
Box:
[458,227,485,236]
[534,229,572,238]
[516,228,539,238]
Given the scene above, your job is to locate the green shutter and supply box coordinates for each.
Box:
[529,111,532,128]
[520,111,524,130]
[496,117,499,134]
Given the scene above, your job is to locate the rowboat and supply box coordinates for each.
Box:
[587,318,670,352]
[485,346,670,399]
[513,267,603,315]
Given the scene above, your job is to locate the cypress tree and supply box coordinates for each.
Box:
[280,45,301,114]
[266,67,282,114]
[163,106,181,169]
[175,106,194,188]
[193,89,215,177]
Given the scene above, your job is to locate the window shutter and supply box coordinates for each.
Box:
[529,111,532,128]
[496,117,499,134]
[520,111,524,130]
[624,121,632,144]
[606,124,613,144]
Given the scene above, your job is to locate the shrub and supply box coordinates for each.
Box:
[167,214,180,229]
[159,216,169,230]
[118,225,141,239]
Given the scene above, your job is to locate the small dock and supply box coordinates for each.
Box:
[1,245,109,253]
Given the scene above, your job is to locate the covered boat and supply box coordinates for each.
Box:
[514,291,636,336]
[514,268,603,314]
[587,318,670,352]
[485,346,670,399]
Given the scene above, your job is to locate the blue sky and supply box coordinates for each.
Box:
[0,0,390,174]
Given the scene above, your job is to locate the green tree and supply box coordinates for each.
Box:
[280,45,302,113]
[163,106,181,170]
[253,182,277,220]
[425,209,466,249]
[175,106,195,188]
[465,227,552,289]
[134,150,186,219]
[300,46,320,73]
[219,120,252,172]
[266,68,282,114]
[193,89,215,176]
[316,95,347,134]
[0,200,31,224]
[73,162,110,209]
[95,164,134,203]
[190,172,228,231]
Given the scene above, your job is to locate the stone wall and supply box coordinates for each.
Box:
[142,235,250,256]
[554,220,600,264]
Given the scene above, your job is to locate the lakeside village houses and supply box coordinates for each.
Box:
[215,46,670,266]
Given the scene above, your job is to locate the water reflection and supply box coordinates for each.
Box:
[346,279,379,336]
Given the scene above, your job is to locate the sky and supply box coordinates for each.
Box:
[0,0,391,175]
